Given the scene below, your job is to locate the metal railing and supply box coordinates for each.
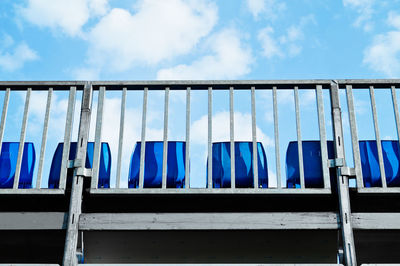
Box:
[1,80,400,194]
[88,80,333,194]
[0,82,84,193]
[343,80,400,193]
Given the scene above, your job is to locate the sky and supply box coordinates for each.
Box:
[1,0,400,188]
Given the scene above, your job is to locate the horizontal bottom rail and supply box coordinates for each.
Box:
[79,212,340,230]
[0,212,67,230]
[78,264,344,266]
[356,187,400,193]
[0,188,65,195]
[1,212,400,230]
[89,188,332,195]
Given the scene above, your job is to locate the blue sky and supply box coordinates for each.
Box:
[1,0,400,188]
[1,0,400,80]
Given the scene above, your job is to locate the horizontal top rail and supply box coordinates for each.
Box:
[1,79,400,90]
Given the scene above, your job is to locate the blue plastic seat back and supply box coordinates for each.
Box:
[128,141,186,188]
[48,142,111,188]
[0,142,35,189]
[286,141,335,188]
[208,142,268,188]
[359,140,400,187]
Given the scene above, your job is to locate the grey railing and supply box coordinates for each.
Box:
[343,81,400,193]
[87,81,333,194]
[0,82,83,193]
[1,80,400,194]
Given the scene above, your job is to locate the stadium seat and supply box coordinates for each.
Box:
[48,142,111,188]
[0,142,35,189]
[359,140,400,187]
[208,142,268,188]
[286,141,335,188]
[129,141,186,188]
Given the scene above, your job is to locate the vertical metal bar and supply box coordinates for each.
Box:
[91,86,105,189]
[229,86,235,189]
[273,86,281,189]
[116,87,126,188]
[392,86,400,152]
[185,87,191,189]
[316,85,330,189]
[0,88,10,163]
[251,86,259,189]
[63,82,92,266]
[139,87,148,189]
[162,87,169,189]
[13,88,31,189]
[36,88,53,189]
[346,85,363,188]
[208,86,213,189]
[330,81,357,266]
[59,87,77,190]
[369,85,387,187]
[294,86,305,189]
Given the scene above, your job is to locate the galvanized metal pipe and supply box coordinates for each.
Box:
[63,82,92,266]
[116,87,126,188]
[91,86,105,189]
[229,86,235,189]
[294,86,305,189]
[392,86,400,142]
[208,86,213,189]
[139,87,148,189]
[0,88,10,171]
[273,86,281,189]
[316,85,330,189]
[162,87,169,189]
[346,85,363,188]
[59,87,77,190]
[36,88,53,189]
[13,88,31,189]
[369,85,387,187]
[330,81,357,266]
[185,87,191,189]
[251,86,259,189]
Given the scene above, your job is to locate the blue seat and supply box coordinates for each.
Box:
[129,141,186,188]
[286,141,335,188]
[48,142,111,188]
[359,140,400,187]
[208,142,268,188]
[0,142,35,188]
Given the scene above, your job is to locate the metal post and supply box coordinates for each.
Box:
[251,86,258,189]
[63,82,93,266]
[14,88,31,189]
[294,86,305,188]
[229,86,235,188]
[330,80,357,266]
[91,86,105,189]
[273,86,281,189]
[207,86,213,189]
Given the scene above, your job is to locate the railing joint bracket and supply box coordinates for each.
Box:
[329,158,344,168]
[339,166,356,178]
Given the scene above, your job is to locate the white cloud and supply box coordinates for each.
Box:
[258,15,315,58]
[19,0,109,37]
[84,0,217,73]
[157,28,252,80]
[246,0,286,20]
[388,11,400,29]
[258,26,282,58]
[364,12,400,77]
[73,67,101,80]
[0,35,38,71]
[191,111,273,147]
[343,0,375,31]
